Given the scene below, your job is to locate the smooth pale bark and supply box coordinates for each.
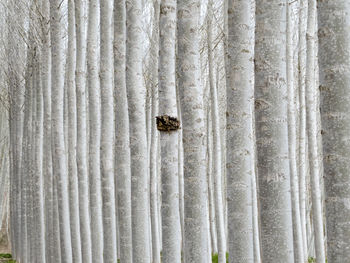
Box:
[298,0,308,259]
[100,0,117,262]
[149,2,161,262]
[20,45,35,263]
[255,0,294,262]
[207,115,218,255]
[306,0,326,262]
[40,0,54,261]
[226,0,254,261]
[66,2,82,262]
[126,0,151,262]
[177,0,208,261]
[176,85,185,253]
[114,0,133,261]
[50,0,73,261]
[158,0,181,262]
[87,0,104,261]
[74,1,92,262]
[33,53,46,263]
[208,5,226,262]
[287,1,304,262]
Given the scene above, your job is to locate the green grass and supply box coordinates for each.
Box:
[212,252,229,263]
[0,254,15,263]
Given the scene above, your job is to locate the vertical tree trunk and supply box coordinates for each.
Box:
[149,2,161,262]
[34,53,46,263]
[287,1,304,261]
[226,0,255,261]
[114,0,133,262]
[74,1,92,262]
[207,4,226,262]
[100,0,117,262]
[311,0,335,261]
[255,0,294,262]
[158,0,181,262]
[177,0,208,261]
[87,0,104,261]
[298,0,308,259]
[66,2,82,263]
[50,0,73,261]
[126,0,151,261]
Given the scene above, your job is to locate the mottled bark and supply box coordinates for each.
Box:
[87,0,104,261]
[159,0,181,262]
[50,0,73,261]
[177,0,208,261]
[114,0,133,261]
[126,0,151,261]
[255,0,294,262]
[66,2,82,262]
[226,0,254,261]
[100,0,117,262]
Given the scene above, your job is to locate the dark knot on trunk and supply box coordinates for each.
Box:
[156,115,180,132]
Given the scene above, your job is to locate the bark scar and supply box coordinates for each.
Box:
[156,115,180,132]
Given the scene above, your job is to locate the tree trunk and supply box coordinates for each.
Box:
[126,0,151,261]
[287,1,304,261]
[74,1,92,262]
[66,2,82,262]
[177,0,208,261]
[50,0,73,261]
[100,0,117,262]
[298,0,308,260]
[226,0,255,261]
[255,0,294,261]
[158,0,181,262]
[87,0,104,261]
[114,0,133,262]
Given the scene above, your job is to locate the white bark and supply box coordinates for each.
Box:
[87,0,104,261]
[207,5,226,262]
[298,0,308,259]
[100,0,117,262]
[34,53,46,263]
[114,0,133,262]
[66,2,82,262]
[177,0,208,261]
[149,2,161,262]
[226,0,254,261]
[287,1,304,261]
[158,0,181,262]
[74,1,92,262]
[255,0,294,262]
[50,0,73,261]
[126,0,151,261]
[306,1,326,262]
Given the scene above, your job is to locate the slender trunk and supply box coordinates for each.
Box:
[100,0,117,262]
[34,53,46,263]
[255,0,294,261]
[50,0,73,261]
[226,0,255,261]
[66,2,82,263]
[74,1,92,262]
[177,0,208,261]
[149,2,161,262]
[158,0,181,261]
[287,1,305,261]
[306,1,326,262]
[114,0,133,262]
[126,0,151,261]
[208,5,226,262]
[87,0,104,261]
[298,0,308,259]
